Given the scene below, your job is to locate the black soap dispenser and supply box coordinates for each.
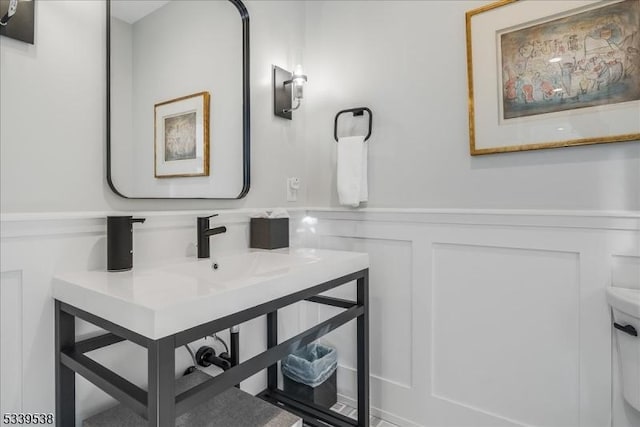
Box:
[107,216,146,271]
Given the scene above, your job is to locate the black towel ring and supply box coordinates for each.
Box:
[334,107,372,142]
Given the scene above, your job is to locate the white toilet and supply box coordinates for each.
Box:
[607,287,640,411]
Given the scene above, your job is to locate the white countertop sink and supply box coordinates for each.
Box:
[53,248,369,340]
[160,251,319,285]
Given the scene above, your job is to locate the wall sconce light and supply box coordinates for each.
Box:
[273,64,307,120]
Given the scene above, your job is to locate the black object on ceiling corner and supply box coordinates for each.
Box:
[0,0,35,44]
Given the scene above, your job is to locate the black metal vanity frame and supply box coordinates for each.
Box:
[55,269,369,427]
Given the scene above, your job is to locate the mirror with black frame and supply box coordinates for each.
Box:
[107,0,249,199]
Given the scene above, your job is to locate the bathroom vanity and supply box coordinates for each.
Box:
[53,249,370,427]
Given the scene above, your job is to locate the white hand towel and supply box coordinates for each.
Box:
[337,135,368,207]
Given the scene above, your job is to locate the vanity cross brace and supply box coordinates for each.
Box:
[55,269,369,427]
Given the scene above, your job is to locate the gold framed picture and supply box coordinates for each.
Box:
[466,0,640,155]
[154,92,210,177]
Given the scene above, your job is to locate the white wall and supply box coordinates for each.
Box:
[2,0,638,213]
[302,0,640,210]
[0,0,309,213]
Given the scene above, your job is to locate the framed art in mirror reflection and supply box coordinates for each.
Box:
[153,91,210,178]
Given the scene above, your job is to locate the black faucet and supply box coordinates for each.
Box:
[197,214,227,258]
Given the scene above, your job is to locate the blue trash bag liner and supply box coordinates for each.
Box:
[281,343,337,388]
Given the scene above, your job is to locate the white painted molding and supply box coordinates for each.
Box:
[305,208,640,231]
[305,207,640,217]
[0,207,308,222]
[1,207,638,239]
[0,209,306,239]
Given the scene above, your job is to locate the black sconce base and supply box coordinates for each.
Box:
[273,65,293,120]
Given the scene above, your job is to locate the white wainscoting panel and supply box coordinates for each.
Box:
[1,209,639,427]
[318,236,413,387]
[300,209,640,427]
[309,234,419,426]
[432,244,579,427]
[0,270,23,416]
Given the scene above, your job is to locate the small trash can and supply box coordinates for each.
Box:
[282,342,337,408]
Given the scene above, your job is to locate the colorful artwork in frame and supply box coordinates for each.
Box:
[466,0,640,155]
[154,92,210,178]
[500,0,640,120]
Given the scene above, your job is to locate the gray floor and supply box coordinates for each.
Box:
[84,371,301,427]
[329,402,397,427]
[83,369,398,427]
